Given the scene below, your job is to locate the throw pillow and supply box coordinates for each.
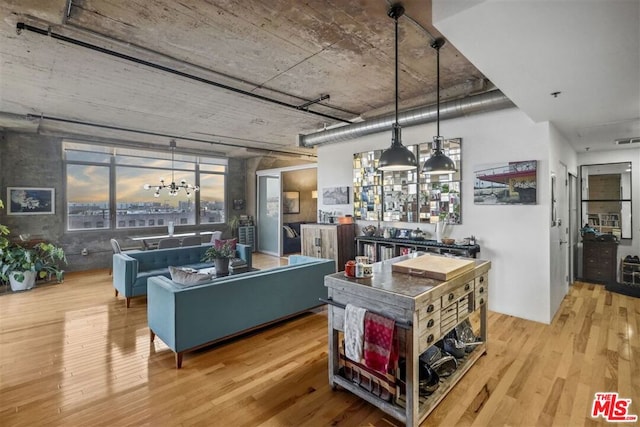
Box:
[213,238,237,251]
[283,225,297,238]
[169,266,211,286]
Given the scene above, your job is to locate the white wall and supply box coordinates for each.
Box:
[548,122,579,321]
[578,148,640,264]
[318,108,557,323]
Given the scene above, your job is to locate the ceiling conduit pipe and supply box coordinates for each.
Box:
[299,90,515,147]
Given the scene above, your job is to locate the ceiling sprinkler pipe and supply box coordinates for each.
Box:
[299,90,515,147]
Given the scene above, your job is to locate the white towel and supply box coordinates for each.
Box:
[344,303,367,362]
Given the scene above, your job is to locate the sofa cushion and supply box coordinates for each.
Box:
[136,268,171,288]
[283,225,297,238]
[169,266,211,286]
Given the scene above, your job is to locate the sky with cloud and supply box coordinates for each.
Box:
[67,165,224,206]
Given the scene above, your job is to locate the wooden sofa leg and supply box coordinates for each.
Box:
[175,352,184,369]
[150,329,155,342]
[126,297,131,308]
[115,289,119,297]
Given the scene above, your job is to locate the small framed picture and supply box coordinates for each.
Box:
[6,187,55,215]
[283,191,300,214]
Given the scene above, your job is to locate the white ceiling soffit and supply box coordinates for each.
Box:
[432,0,640,152]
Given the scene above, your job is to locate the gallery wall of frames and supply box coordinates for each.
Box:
[353,138,462,224]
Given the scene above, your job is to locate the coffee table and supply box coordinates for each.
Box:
[198,266,255,278]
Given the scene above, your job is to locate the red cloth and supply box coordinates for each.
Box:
[363,311,396,374]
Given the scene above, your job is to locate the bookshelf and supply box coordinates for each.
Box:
[587,213,620,237]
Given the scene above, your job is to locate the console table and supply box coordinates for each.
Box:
[356,236,480,262]
[325,253,490,426]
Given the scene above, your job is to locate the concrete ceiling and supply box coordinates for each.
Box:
[0,0,638,158]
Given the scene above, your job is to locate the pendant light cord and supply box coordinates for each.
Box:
[436,41,440,138]
[395,14,399,127]
[430,38,445,152]
[171,145,175,184]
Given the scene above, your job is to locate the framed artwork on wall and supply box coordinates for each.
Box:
[6,187,55,215]
[323,186,350,205]
[473,160,537,205]
[282,191,300,214]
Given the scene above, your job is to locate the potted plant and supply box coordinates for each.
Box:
[228,215,240,238]
[0,242,67,291]
[202,239,235,275]
[0,199,9,251]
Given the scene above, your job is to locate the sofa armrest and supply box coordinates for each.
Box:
[288,255,324,265]
[147,276,177,350]
[236,243,252,268]
[113,253,139,296]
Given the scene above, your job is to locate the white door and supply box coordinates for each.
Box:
[550,164,570,318]
[257,175,280,256]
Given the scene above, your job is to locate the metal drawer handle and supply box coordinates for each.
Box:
[427,319,434,328]
[427,334,434,343]
[427,304,434,313]
[479,287,484,294]
[479,276,484,283]
[448,293,455,301]
[464,283,470,291]
[479,298,484,305]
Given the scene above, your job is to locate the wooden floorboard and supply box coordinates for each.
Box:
[1,254,639,426]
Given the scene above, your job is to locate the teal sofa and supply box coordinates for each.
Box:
[112,243,252,308]
[147,255,335,368]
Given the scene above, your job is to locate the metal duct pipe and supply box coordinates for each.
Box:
[299,90,515,147]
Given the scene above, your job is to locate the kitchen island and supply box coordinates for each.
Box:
[324,252,490,426]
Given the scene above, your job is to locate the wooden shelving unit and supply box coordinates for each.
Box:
[587,213,621,237]
[355,236,480,262]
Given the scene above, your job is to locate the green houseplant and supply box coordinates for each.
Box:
[0,242,67,291]
[202,239,235,275]
[228,215,240,238]
[0,199,9,251]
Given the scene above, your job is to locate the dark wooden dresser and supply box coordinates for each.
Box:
[582,239,618,284]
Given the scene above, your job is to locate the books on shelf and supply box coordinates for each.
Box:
[363,243,376,262]
[379,246,395,261]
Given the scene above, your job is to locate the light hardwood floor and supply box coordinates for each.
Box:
[1,254,638,426]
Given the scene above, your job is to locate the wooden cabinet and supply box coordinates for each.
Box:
[325,253,491,426]
[301,223,355,272]
[582,240,617,283]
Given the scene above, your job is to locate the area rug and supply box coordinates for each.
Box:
[605,282,640,298]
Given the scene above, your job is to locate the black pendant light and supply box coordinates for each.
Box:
[422,38,457,175]
[378,4,417,172]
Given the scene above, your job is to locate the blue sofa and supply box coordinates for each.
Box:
[112,243,252,308]
[147,255,335,368]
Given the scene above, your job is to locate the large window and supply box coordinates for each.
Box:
[65,142,227,231]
